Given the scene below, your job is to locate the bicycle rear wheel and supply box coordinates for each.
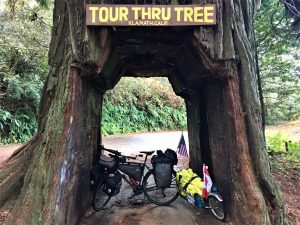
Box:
[208,195,225,221]
[143,170,179,205]
[93,181,111,211]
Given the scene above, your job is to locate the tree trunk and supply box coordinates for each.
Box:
[0,0,287,224]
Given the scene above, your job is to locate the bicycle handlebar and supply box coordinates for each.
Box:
[99,145,142,160]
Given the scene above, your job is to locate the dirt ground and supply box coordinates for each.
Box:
[265,120,300,140]
[80,197,225,225]
[0,127,299,224]
[0,144,21,165]
[270,156,300,225]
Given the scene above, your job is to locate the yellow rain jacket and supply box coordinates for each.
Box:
[176,168,203,197]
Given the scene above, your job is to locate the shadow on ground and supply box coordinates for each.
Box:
[80,189,226,225]
[80,163,227,225]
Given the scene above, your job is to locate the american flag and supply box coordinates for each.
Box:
[177,133,188,157]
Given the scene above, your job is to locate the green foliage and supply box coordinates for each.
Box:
[0,108,37,144]
[0,1,52,143]
[255,0,300,125]
[1,0,299,143]
[267,132,300,168]
[101,77,187,136]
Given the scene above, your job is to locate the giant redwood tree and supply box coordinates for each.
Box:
[0,0,288,224]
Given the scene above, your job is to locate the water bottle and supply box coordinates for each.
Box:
[187,194,195,204]
[194,194,204,208]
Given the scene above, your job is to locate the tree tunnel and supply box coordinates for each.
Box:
[84,27,228,177]
[79,27,262,222]
[0,1,286,225]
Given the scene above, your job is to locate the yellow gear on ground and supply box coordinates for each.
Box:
[176,168,203,197]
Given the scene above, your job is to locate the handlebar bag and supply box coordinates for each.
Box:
[118,163,143,182]
[151,155,172,188]
[99,155,118,172]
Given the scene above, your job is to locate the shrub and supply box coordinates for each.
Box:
[266,132,300,168]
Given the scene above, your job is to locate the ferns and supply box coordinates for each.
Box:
[102,77,187,136]
[0,108,37,144]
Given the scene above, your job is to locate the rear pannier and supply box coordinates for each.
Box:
[151,151,173,188]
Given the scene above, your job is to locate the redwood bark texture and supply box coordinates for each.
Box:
[0,0,286,225]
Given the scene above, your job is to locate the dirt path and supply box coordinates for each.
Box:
[80,198,224,225]
[265,120,300,140]
[0,144,21,164]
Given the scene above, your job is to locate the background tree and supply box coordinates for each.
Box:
[255,0,300,124]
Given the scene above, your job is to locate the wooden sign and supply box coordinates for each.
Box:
[86,5,216,26]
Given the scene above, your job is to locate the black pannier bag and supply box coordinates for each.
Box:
[165,148,178,165]
[151,152,173,188]
[118,163,143,182]
[90,164,105,188]
[105,171,122,197]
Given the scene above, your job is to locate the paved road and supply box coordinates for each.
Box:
[103,131,189,155]
[0,131,188,165]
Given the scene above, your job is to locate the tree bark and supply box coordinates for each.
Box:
[0,0,286,224]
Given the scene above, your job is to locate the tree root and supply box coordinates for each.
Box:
[0,135,39,208]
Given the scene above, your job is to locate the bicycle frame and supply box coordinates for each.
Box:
[117,153,152,195]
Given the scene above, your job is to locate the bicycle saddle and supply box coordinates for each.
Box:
[139,151,155,155]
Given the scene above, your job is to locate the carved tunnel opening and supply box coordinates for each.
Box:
[101,76,188,140]
[83,27,229,178]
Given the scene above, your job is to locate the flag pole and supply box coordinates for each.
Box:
[176,132,183,154]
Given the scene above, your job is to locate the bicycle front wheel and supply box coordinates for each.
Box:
[208,195,226,221]
[93,181,111,211]
[143,170,179,205]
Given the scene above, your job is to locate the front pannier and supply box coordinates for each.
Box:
[105,171,122,196]
[151,153,173,188]
[90,164,105,188]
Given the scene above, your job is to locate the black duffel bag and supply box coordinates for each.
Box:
[165,148,178,165]
[151,151,173,188]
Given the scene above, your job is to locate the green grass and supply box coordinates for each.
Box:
[266,132,300,168]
